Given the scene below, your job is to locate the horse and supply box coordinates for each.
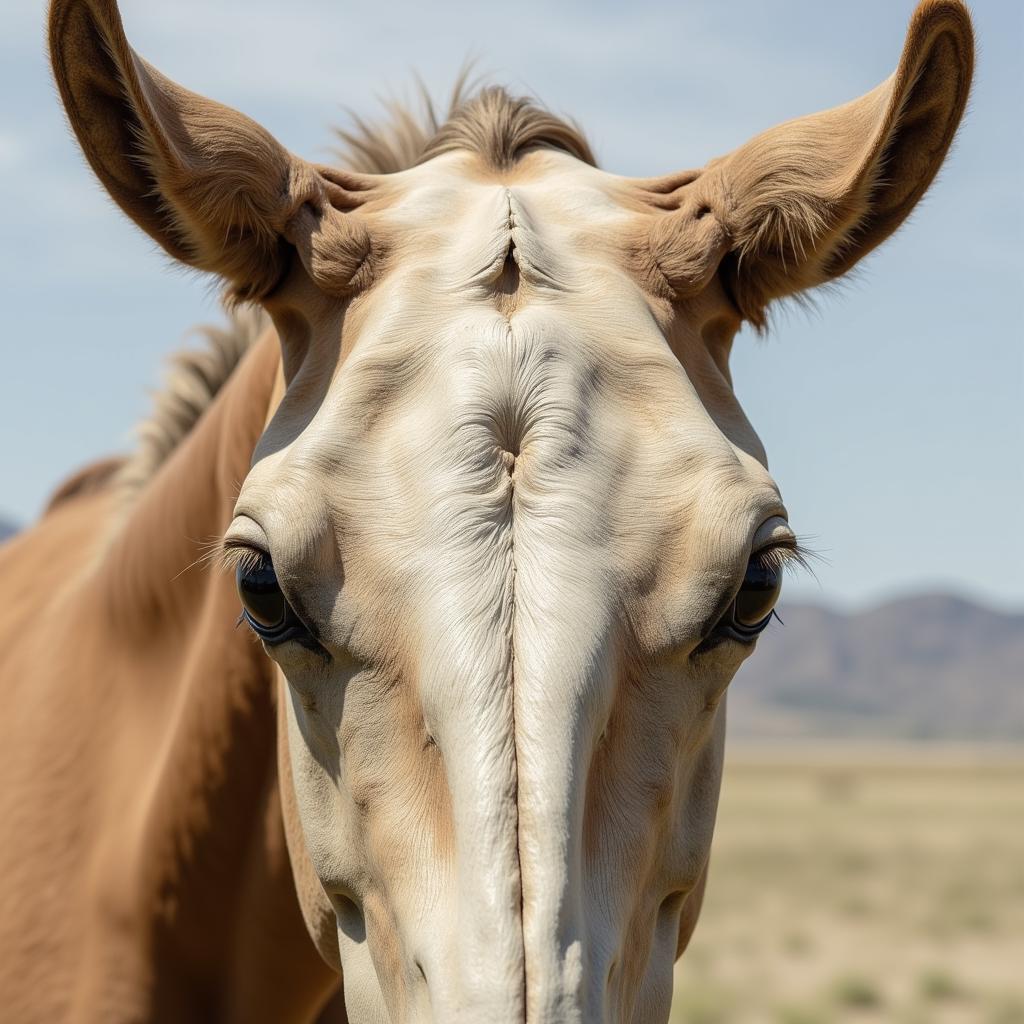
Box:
[0,0,973,1020]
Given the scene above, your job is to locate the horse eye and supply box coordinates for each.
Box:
[733,558,782,628]
[236,555,288,630]
[697,535,797,655]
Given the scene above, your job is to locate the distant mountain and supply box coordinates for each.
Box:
[0,517,17,543]
[728,594,1024,741]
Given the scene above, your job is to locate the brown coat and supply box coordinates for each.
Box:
[0,335,341,1022]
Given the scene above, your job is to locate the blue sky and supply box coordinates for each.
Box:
[1,0,1021,609]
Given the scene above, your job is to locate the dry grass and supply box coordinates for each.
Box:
[670,747,1024,1024]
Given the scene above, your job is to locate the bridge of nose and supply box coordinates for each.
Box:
[400,375,713,1020]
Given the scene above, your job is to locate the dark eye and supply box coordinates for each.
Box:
[706,550,785,646]
[733,559,782,628]
[235,553,307,644]
[237,555,287,629]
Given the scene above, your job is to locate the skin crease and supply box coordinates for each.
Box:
[0,1,972,1022]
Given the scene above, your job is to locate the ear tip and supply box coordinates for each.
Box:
[48,0,128,59]
[901,0,975,110]
[48,0,129,38]
[47,0,74,50]
[909,0,976,50]
[48,0,122,15]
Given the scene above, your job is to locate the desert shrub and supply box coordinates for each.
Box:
[830,974,884,1010]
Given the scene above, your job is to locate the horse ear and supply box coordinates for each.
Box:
[49,0,338,299]
[703,0,973,327]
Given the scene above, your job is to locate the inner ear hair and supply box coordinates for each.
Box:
[647,182,731,300]
[715,0,973,328]
[49,0,349,300]
[284,203,376,299]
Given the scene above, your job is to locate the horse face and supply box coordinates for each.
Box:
[225,148,792,1020]
[49,0,971,1018]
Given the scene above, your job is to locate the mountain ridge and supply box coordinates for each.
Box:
[729,593,1024,741]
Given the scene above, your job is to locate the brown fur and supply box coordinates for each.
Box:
[640,1,972,329]
[0,334,343,1022]
[337,74,594,175]
[45,455,126,511]
[424,86,595,169]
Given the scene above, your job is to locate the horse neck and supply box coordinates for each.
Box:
[83,330,336,1015]
[99,328,281,634]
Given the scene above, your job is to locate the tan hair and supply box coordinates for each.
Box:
[337,78,594,174]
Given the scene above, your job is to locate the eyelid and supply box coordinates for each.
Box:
[224,514,270,552]
[751,515,795,552]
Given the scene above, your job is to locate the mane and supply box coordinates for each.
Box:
[115,85,593,495]
[117,307,269,496]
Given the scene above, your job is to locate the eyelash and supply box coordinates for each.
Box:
[691,539,816,656]
[753,540,816,577]
[219,542,266,575]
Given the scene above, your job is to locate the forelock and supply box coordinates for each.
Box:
[335,82,596,175]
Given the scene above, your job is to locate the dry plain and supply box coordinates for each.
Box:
[669,747,1024,1024]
